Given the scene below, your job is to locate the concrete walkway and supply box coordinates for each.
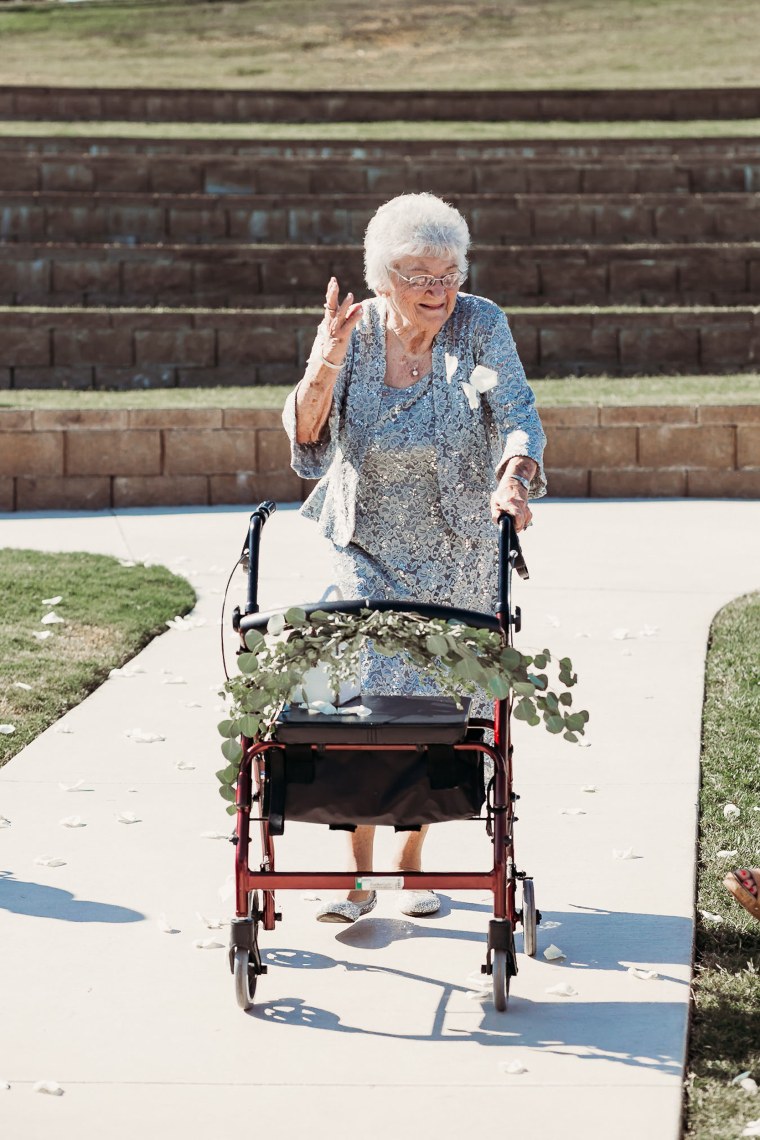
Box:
[0,499,758,1140]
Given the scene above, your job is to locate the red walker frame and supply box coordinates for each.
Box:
[227,504,538,1012]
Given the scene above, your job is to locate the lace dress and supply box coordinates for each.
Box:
[331,372,498,712]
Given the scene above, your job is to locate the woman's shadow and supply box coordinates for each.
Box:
[0,871,143,923]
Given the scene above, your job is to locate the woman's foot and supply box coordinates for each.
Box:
[398,890,440,917]
[723,868,760,921]
[316,891,377,924]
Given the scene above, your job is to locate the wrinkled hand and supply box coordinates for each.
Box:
[321,277,363,365]
[490,482,533,531]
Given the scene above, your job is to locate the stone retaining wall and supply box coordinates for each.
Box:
[2,86,760,122]
[0,404,757,512]
[0,308,758,387]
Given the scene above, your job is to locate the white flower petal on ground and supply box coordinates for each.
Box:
[162,676,187,685]
[723,803,741,820]
[13,681,32,691]
[638,625,659,637]
[41,612,64,625]
[581,784,597,793]
[541,920,562,930]
[716,849,739,858]
[175,760,196,771]
[117,812,141,825]
[500,1060,528,1075]
[200,830,228,840]
[218,875,235,902]
[58,779,93,792]
[613,847,637,860]
[545,983,577,997]
[157,914,180,934]
[109,665,147,679]
[700,910,723,924]
[34,856,66,868]
[559,808,586,815]
[54,724,74,734]
[545,613,561,627]
[301,895,321,903]
[733,1072,753,1086]
[574,631,590,638]
[41,596,62,607]
[194,938,225,950]
[0,724,16,735]
[32,631,52,640]
[741,1079,760,1096]
[166,614,206,632]
[33,1081,64,1096]
[118,559,136,568]
[124,729,165,744]
[627,967,660,981]
[577,739,592,748]
[612,628,632,640]
[741,1120,760,1137]
[0,1080,9,1089]
[59,816,85,828]
[183,701,203,709]
[196,912,228,929]
[543,944,566,961]
[0,816,11,828]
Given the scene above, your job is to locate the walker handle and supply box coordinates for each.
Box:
[497,512,529,626]
[244,501,277,615]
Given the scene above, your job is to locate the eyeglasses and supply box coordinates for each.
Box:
[392,269,465,291]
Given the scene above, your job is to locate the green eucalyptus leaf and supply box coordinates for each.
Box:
[309,609,331,622]
[499,646,522,671]
[545,714,565,734]
[238,652,259,675]
[285,606,307,626]
[238,714,261,737]
[532,654,547,670]
[527,672,548,690]
[426,634,449,656]
[513,697,535,722]
[226,803,237,815]
[487,674,510,700]
[559,692,573,706]
[512,681,536,697]
[217,719,236,738]
[563,731,579,743]
[221,739,243,764]
[218,784,236,803]
[244,629,265,652]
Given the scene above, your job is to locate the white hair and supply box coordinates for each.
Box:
[364,192,470,293]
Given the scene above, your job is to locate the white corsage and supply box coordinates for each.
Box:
[461,364,498,410]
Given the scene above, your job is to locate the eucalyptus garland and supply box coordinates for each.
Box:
[216,606,588,811]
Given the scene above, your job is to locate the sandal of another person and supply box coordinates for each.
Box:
[316,891,377,924]
[723,868,760,921]
[398,890,440,917]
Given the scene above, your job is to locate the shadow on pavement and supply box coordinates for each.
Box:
[0,872,143,923]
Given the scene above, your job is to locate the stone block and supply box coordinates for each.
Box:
[128,408,223,430]
[608,259,678,301]
[544,468,590,497]
[217,327,296,366]
[0,410,33,431]
[526,169,582,194]
[538,324,618,375]
[51,257,119,294]
[222,409,284,430]
[134,329,215,367]
[257,430,291,472]
[653,204,716,240]
[113,475,209,508]
[66,429,161,476]
[13,366,94,390]
[0,431,64,476]
[599,406,696,425]
[209,469,303,505]
[538,406,599,427]
[227,206,288,243]
[175,366,250,388]
[591,203,655,241]
[619,325,699,371]
[0,201,45,241]
[94,365,177,390]
[168,206,227,242]
[33,409,129,431]
[104,204,166,243]
[122,260,194,296]
[699,405,760,424]
[94,157,150,193]
[40,161,94,192]
[545,426,637,469]
[590,467,687,497]
[738,426,760,466]
[531,203,593,240]
[163,429,255,475]
[468,206,532,244]
[700,320,754,368]
[54,328,134,367]
[152,159,205,194]
[687,467,760,497]
[16,475,111,511]
[0,327,52,366]
[638,425,735,469]
[0,477,13,510]
[310,165,369,194]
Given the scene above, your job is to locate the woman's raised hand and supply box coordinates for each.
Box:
[321,277,364,366]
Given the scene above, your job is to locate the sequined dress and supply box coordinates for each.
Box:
[331,371,498,709]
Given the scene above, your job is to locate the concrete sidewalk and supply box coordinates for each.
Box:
[0,499,757,1140]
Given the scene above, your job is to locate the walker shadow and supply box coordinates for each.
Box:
[0,871,143,923]
[249,904,691,1076]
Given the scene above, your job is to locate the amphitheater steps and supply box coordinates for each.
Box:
[0,240,757,309]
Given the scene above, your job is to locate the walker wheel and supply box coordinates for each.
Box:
[492,950,510,1012]
[233,948,258,1011]
[522,878,537,958]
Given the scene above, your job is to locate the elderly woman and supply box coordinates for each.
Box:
[282,192,546,923]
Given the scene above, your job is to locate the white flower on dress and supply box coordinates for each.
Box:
[461,364,498,410]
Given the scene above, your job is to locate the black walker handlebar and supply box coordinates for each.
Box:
[242,500,277,615]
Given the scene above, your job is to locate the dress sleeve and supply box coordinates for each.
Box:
[281,329,354,480]
[475,301,547,498]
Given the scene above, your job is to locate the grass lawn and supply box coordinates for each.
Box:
[3,120,760,142]
[685,592,760,1139]
[0,0,759,91]
[0,549,196,769]
[0,375,758,411]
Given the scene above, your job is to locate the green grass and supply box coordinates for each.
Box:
[0,375,758,411]
[3,120,760,142]
[1,0,759,91]
[685,593,760,1139]
[0,549,196,769]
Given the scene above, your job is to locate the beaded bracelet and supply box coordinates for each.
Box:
[320,354,342,371]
